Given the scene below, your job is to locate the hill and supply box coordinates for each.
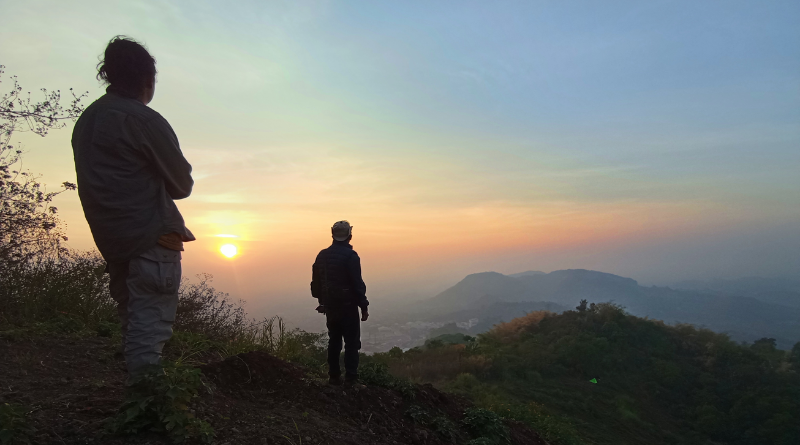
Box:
[373,304,800,445]
[422,269,800,348]
[0,333,546,445]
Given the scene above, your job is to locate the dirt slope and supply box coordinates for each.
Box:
[0,336,546,445]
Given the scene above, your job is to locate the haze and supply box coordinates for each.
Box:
[2,0,799,318]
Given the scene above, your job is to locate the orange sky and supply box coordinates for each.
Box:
[3,1,799,318]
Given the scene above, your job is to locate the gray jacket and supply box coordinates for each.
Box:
[71,92,194,263]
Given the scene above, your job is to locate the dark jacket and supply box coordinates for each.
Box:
[311,241,368,310]
[71,91,194,263]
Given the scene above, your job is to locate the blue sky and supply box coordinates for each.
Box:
[1,0,798,305]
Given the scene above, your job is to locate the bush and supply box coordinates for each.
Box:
[462,407,509,445]
[492,402,584,445]
[383,344,491,383]
[405,405,457,441]
[360,362,416,398]
[0,250,114,328]
[174,274,247,341]
[108,362,215,443]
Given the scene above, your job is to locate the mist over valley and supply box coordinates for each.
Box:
[356,269,800,352]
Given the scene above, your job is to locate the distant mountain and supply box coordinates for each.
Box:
[507,270,547,278]
[423,269,800,349]
[671,277,800,308]
[426,269,638,310]
[421,272,527,313]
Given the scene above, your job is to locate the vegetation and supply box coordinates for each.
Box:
[107,363,215,443]
[0,67,327,443]
[405,405,458,442]
[359,362,417,399]
[2,67,797,444]
[0,64,86,282]
[460,407,509,445]
[370,301,800,445]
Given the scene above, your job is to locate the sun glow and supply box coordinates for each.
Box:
[220,244,238,258]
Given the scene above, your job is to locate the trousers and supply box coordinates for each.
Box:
[108,244,181,380]
[326,305,361,379]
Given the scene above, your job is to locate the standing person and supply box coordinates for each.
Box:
[311,221,369,385]
[71,36,194,382]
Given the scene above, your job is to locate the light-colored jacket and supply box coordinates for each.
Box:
[71,92,194,263]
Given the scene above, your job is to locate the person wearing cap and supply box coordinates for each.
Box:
[310,221,369,385]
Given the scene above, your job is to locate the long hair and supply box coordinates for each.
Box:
[96,36,157,98]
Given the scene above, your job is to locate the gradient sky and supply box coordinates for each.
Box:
[2,0,799,316]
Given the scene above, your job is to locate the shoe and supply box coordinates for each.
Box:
[328,376,343,386]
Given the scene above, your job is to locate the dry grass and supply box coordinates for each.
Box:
[487,310,553,343]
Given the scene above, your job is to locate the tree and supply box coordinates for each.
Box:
[0,65,87,274]
[790,342,800,370]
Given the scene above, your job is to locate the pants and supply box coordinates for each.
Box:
[108,244,181,380]
[326,305,361,379]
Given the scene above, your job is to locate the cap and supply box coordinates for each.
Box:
[331,220,353,241]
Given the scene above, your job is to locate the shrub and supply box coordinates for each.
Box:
[360,362,416,398]
[462,407,509,445]
[405,405,457,441]
[483,311,552,343]
[491,402,584,445]
[108,362,214,443]
[386,344,490,383]
[0,250,113,328]
[174,274,247,341]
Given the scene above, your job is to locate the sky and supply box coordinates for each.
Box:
[2,0,799,317]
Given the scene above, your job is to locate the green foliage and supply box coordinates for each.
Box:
[95,320,119,338]
[473,303,800,444]
[1,66,87,323]
[0,250,115,329]
[426,333,476,347]
[0,403,35,445]
[108,362,214,443]
[790,342,800,369]
[405,405,457,441]
[375,303,800,445]
[166,314,327,371]
[387,346,404,358]
[492,403,584,445]
[0,314,97,342]
[461,407,509,445]
[359,362,416,398]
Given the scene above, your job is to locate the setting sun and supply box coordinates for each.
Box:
[220,244,238,258]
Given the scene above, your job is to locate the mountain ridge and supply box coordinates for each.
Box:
[422,269,800,348]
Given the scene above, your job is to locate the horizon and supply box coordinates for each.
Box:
[2,0,799,316]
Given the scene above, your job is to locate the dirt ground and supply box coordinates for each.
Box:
[0,335,547,445]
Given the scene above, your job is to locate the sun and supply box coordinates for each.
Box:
[220,244,238,258]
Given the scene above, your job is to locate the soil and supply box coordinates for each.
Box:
[0,335,547,445]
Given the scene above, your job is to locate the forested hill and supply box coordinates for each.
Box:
[421,269,800,348]
[373,303,800,445]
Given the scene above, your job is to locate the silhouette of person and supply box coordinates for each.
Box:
[311,221,369,385]
[71,36,194,382]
